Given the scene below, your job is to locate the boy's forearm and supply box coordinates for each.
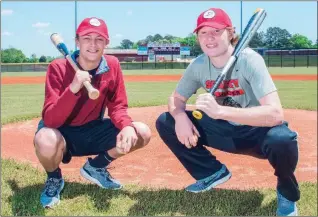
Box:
[219,105,284,127]
[168,96,187,119]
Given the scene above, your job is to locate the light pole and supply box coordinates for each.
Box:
[240,1,243,35]
[75,0,77,51]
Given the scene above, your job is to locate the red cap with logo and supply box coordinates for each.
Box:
[76,17,109,42]
[193,8,233,33]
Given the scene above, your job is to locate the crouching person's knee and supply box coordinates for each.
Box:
[262,125,298,157]
[34,128,65,159]
[155,112,174,135]
[133,122,152,148]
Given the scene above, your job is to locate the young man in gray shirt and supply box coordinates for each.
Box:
[156,8,299,216]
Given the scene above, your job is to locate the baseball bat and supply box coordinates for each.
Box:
[50,33,100,100]
[192,8,267,120]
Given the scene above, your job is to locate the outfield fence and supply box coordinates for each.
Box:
[1,52,317,72]
[260,48,318,67]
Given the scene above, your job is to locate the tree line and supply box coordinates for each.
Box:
[1,26,317,63]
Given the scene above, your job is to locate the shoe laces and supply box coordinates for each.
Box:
[194,180,208,190]
[44,178,62,197]
[95,167,115,180]
[191,177,213,190]
[193,170,222,189]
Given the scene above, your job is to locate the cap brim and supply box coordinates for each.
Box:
[193,22,227,33]
[77,29,109,42]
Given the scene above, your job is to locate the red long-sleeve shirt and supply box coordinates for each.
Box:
[42,54,133,130]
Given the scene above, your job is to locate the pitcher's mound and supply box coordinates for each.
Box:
[2,106,317,190]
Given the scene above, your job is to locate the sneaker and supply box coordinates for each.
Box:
[185,164,231,193]
[80,158,122,190]
[276,190,298,216]
[40,177,64,208]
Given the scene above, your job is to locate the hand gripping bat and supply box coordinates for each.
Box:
[50,33,100,100]
[192,8,267,120]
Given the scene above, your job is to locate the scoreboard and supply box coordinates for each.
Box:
[148,46,180,55]
[137,42,190,56]
[147,42,181,55]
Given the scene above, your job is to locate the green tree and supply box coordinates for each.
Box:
[264,27,292,49]
[39,55,47,62]
[46,56,55,63]
[179,33,202,56]
[29,54,38,63]
[145,35,154,43]
[290,34,313,49]
[249,31,266,48]
[0,48,26,63]
[120,39,134,49]
[311,39,317,48]
[163,34,175,42]
[23,57,30,63]
[136,39,147,46]
[132,42,139,49]
[153,34,163,41]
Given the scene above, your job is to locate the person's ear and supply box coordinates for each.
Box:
[75,37,80,48]
[228,28,235,40]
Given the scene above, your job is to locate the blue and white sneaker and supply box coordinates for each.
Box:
[80,158,122,190]
[276,190,298,216]
[185,164,231,193]
[40,177,64,208]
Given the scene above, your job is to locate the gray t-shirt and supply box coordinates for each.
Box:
[176,47,277,109]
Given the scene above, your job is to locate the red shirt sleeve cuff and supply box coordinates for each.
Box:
[117,119,134,131]
[65,86,82,99]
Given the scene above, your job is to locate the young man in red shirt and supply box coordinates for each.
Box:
[34,17,151,208]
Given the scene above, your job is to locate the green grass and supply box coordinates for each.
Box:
[1,67,317,77]
[1,80,316,125]
[1,70,317,216]
[1,84,45,124]
[267,67,317,75]
[277,81,317,110]
[0,82,204,124]
[1,158,317,216]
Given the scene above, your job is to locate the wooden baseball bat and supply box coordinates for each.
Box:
[50,33,100,100]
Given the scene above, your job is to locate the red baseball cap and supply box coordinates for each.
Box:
[76,17,109,42]
[193,8,232,33]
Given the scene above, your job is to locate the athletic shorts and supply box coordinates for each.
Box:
[35,118,120,164]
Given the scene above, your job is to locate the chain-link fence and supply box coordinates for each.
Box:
[256,48,317,67]
[1,49,317,72]
[1,63,49,72]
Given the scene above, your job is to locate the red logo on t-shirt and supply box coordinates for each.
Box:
[205,79,245,97]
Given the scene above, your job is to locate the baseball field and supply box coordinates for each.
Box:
[1,67,317,216]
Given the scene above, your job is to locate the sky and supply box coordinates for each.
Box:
[1,1,317,58]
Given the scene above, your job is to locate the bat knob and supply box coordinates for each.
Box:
[192,110,203,120]
[83,81,100,100]
[88,89,100,100]
[255,8,263,13]
[50,33,63,46]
